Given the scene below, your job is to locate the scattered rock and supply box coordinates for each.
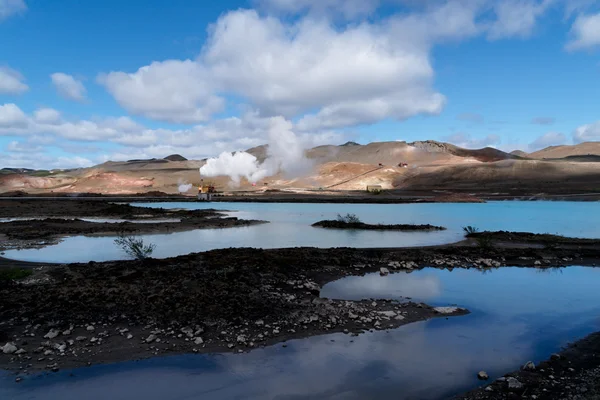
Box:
[379,267,390,276]
[522,361,535,371]
[477,371,489,380]
[194,337,204,345]
[2,343,17,354]
[507,377,523,390]
[145,334,157,343]
[433,306,460,314]
[86,326,95,332]
[44,329,59,339]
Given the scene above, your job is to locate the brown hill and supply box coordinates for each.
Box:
[528,142,600,159]
[164,154,188,161]
[1,140,598,195]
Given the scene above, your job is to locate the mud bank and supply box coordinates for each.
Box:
[0,200,265,250]
[312,220,445,231]
[2,237,600,376]
[456,331,600,400]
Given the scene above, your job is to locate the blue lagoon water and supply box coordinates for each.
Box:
[4,201,600,263]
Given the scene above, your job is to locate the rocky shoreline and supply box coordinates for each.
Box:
[1,235,600,378]
[456,331,600,399]
[0,200,265,250]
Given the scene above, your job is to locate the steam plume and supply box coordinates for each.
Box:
[199,117,312,186]
[178,183,193,193]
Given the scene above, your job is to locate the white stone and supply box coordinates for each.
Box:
[522,361,535,371]
[507,377,523,389]
[127,334,133,340]
[194,337,204,345]
[2,343,17,354]
[145,334,157,343]
[433,306,460,314]
[86,325,95,332]
[477,371,489,380]
[44,329,59,339]
[377,311,396,318]
[379,267,390,276]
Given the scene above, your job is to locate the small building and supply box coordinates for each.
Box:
[366,185,383,193]
[198,192,212,201]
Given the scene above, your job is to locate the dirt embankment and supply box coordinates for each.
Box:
[2,239,600,375]
[0,200,265,248]
[312,220,445,231]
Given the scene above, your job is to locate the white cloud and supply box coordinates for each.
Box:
[0,0,26,22]
[443,132,501,149]
[565,12,600,51]
[487,0,554,40]
[206,9,455,129]
[98,60,223,124]
[33,108,62,124]
[6,140,42,153]
[573,121,600,142]
[0,66,28,94]
[528,131,566,151]
[50,73,87,102]
[0,103,28,128]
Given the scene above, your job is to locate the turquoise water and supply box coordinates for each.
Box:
[2,267,600,399]
[4,201,600,263]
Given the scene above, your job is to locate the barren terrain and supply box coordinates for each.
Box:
[2,140,599,198]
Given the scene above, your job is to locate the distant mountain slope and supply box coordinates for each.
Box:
[529,142,600,159]
[510,150,529,157]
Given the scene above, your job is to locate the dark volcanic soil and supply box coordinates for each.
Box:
[312,220,446,231]
[2,239,600,376]
[0,200,264,247]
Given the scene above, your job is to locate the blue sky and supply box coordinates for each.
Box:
[1,0,600,169]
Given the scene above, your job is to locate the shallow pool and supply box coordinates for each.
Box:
[2,266,600,399]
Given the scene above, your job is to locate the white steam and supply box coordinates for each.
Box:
[178,183,193,193]
[199,117,312,186]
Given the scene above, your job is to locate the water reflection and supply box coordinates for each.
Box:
[2,267,600,399]
[5,201,600,263]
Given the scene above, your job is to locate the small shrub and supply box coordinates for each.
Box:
[463,226,480,235]
[114,234,156,260]
[337,213,362,224]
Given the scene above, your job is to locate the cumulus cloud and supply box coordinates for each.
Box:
[573,121,600,143]
[0,0,26,22]
[0,66,28,94]
[33,108,62,124]
[487,0,554,40]
[0,103,28,128]
[531,116,555,125]
[97,60,223,124]
[565,12,600,51]
[51,73,87,102]
[443,132,501,149]
[528,131,566,151]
